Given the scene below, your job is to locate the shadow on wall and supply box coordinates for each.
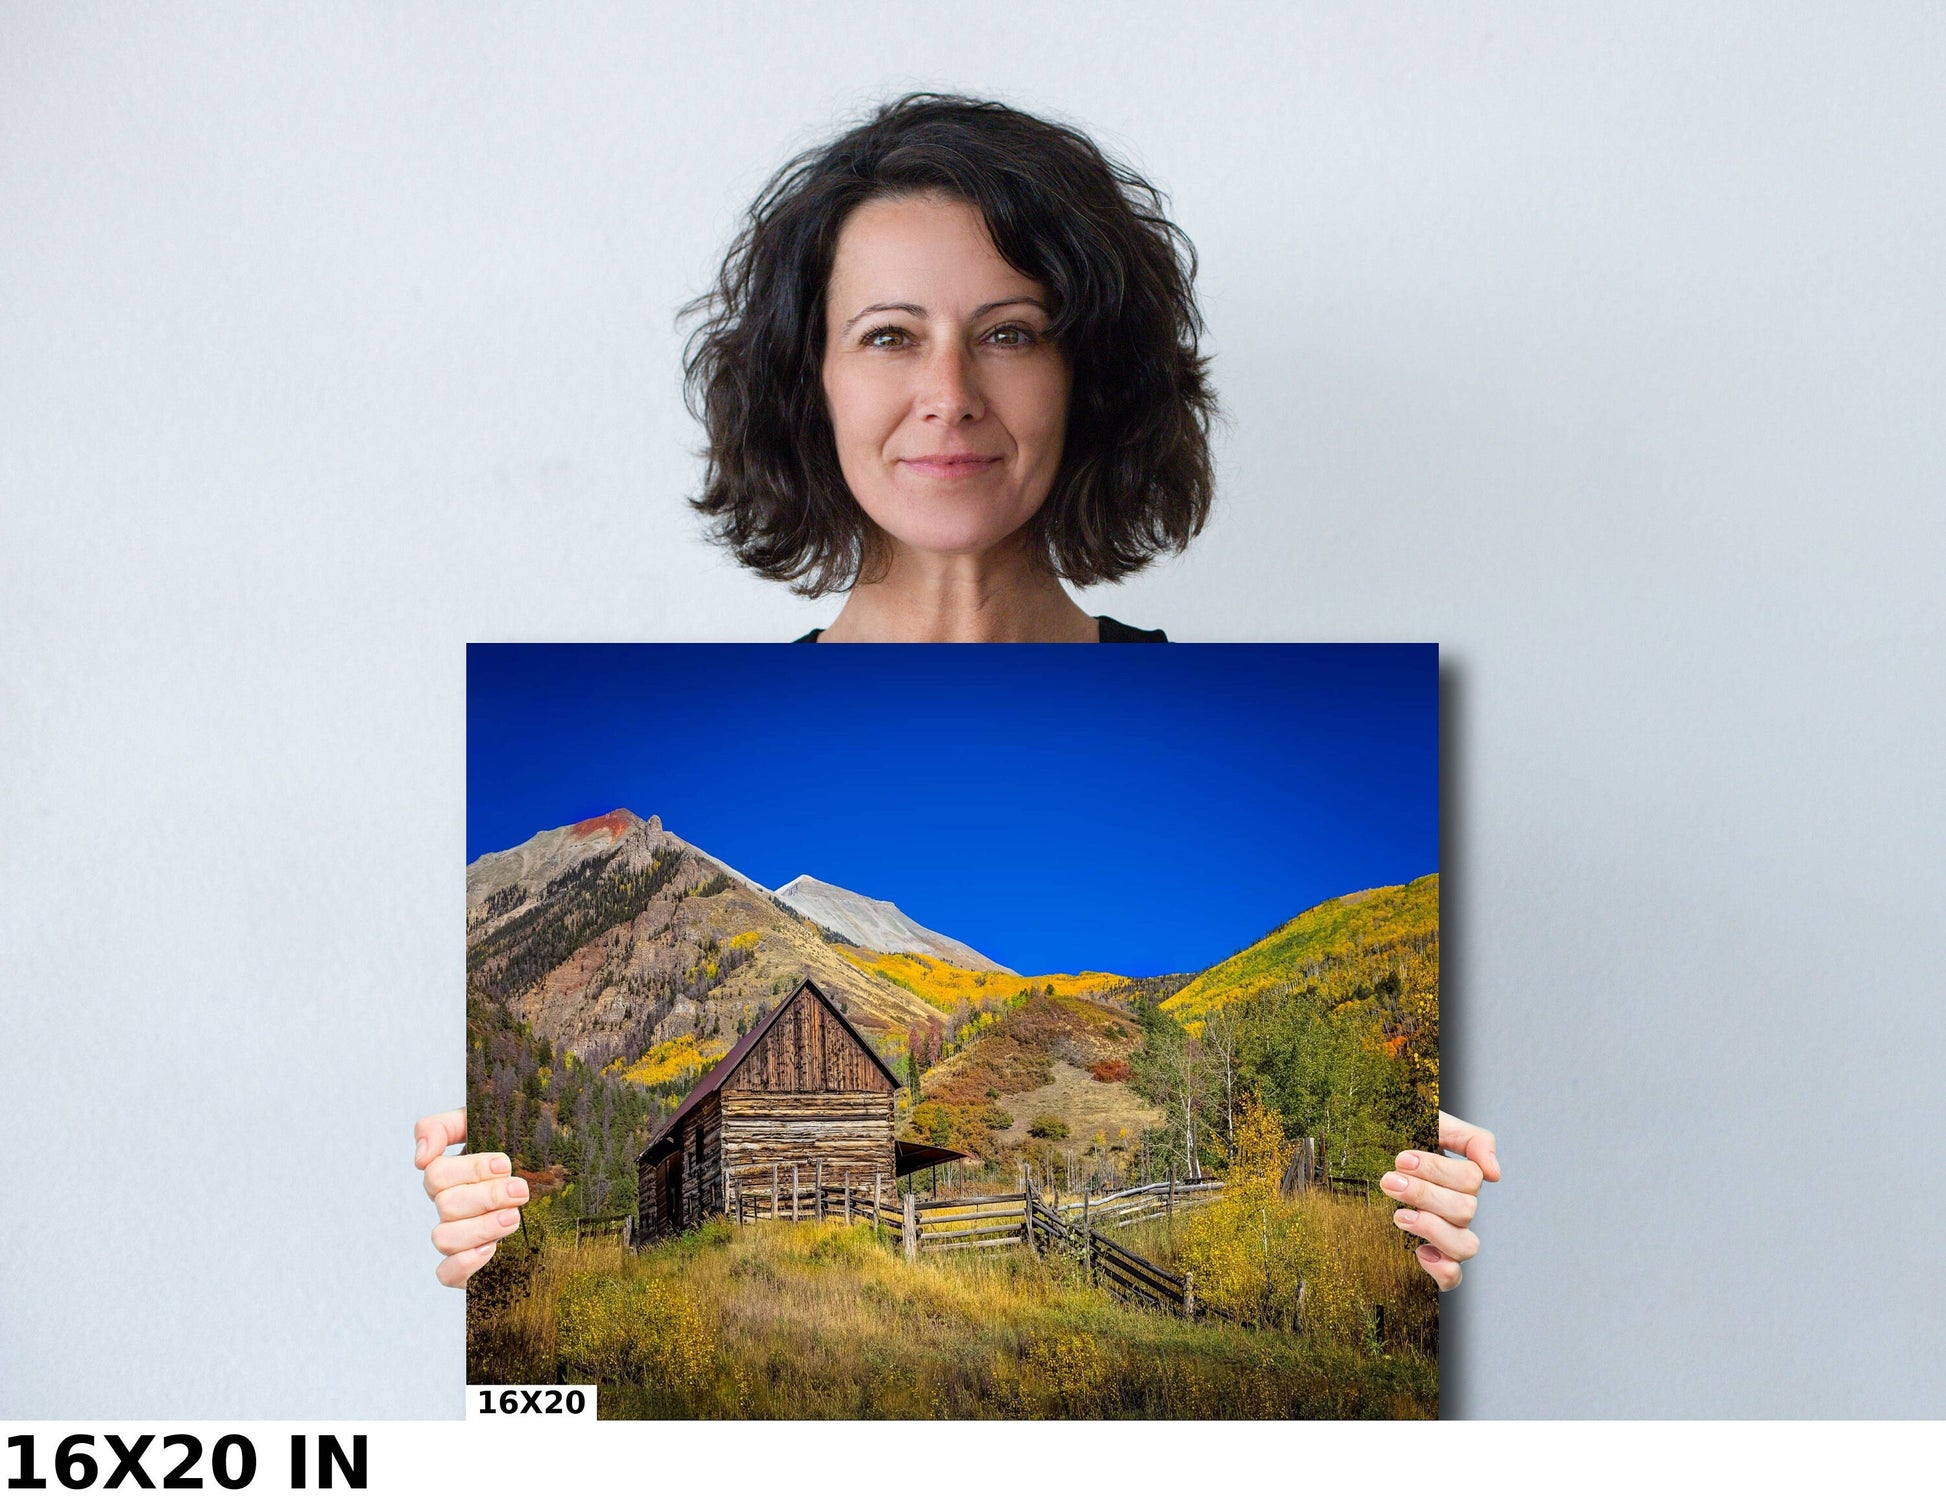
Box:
[1437,653,1470,1420]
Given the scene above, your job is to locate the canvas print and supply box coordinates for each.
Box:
[464,643,1439,1418]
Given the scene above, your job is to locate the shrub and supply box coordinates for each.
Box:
[1008,1330,1110,1418]
[1088,1058,1131,1083]
[1028,1115,1069,1141]
[556,1271,711,1389]
[982,1107,1014,1130]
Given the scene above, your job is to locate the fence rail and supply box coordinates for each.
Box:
[573,1212,633,1244]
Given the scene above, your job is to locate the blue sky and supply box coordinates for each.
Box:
[468,644,1437,979]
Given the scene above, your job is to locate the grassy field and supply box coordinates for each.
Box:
[468,1201,1436,1419]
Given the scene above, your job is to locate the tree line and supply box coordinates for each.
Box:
[1130,944,1438,1183]
[465,987,660,1219]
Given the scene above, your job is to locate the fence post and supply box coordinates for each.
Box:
[1023,1178,1037,1255]
[903,1191,917,1260]
[873,1171,883,1230]
[1082,1187,1094,1283]
[1184,1271,1196,1320]
[772,1163,780,1221]
[792,1165,801,1224]
[844,1168,853,1226]
[815,1159,824,1220]
[1167,1174,1175,1221]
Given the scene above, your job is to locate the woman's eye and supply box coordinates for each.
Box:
[862,326,910,349]
[985,325,1037,347]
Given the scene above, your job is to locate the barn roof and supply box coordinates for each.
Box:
[636,976,901,1164]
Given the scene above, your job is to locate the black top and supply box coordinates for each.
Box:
[793,614,1167,643]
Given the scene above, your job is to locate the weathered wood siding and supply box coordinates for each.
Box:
[719,1088,895,1195]
[682,1095,723,1227]
[640,1096,724,1237]
[637,980,900,1234]
[723,987,897,1094]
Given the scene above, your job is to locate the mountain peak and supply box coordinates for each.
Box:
[568,809,654,841]
[770,874,1014,975]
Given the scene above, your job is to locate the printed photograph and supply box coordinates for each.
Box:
[464,643,1439,1418]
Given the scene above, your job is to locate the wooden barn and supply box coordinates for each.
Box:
[635,976,962,1238]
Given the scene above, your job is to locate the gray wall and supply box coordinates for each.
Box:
[3,4,1940,1418]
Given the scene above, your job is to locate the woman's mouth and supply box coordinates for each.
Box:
[900,454,1002,478]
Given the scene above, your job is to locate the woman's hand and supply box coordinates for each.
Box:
[414,1109,529,1288]
[1380,1110,1499,1291]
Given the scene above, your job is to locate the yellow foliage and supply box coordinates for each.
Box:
[1226,1091,1289,1188]
[836,946,1129,1012]
[726,930,761,952]
[1164,874,1439,1030]
[1010,1331,1111,1417]
[607,1034,728,1090]
[555,1270,710,1390]
[1177,1108,1379,1350]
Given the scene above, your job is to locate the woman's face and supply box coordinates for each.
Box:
[821,193,1071,562]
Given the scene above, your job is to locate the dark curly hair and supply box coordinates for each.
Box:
[682,92,1217,598]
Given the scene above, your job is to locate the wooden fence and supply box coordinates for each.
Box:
[613,1162,1365,1254]
[1021,1182,1232,1320]
[627,1157,1385,1332]
[714,1169,1235,1324]
[573,1212,633,1244]
[723,1164,902,1229]
[1045,1177,1226,1230]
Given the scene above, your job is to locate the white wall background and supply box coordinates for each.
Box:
[3,3,1942,1418]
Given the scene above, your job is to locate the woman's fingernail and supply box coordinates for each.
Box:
[416,1137,428,1164]
[508,1179,528,1201]
[1394,1208,1418,1227]
[1397,1152,1420,1171]
[1488,1153,1501,1177]
[1381,1172,1409,1194]
[491,1155,511,1176]
[498,1209,520,1229]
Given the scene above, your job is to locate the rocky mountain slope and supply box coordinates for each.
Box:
[465,809,944,1068]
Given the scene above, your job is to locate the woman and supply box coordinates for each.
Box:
[418,93,1497,1292]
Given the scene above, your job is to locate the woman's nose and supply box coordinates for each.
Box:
[916,342,984,423]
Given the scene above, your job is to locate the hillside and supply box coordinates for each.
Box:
[465,810,944,1071]
[1158,875,1440,1030]
[837,945,1129,1013]
[897,876,1441,1183]
[1153,875,1441,1177]
[900,988,1157,1170]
